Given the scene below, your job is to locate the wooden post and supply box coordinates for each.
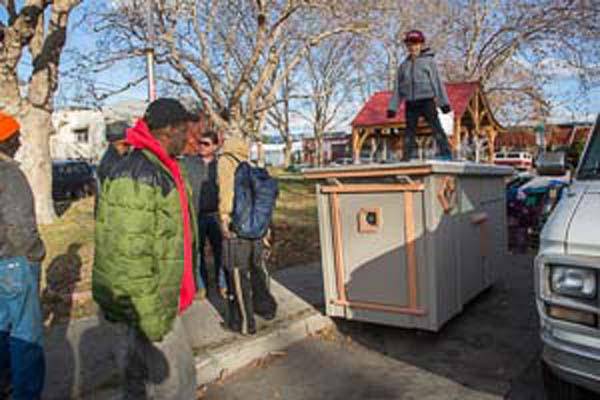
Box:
[454,116,462,158]
[487,127,497,162]
[352,128,360,163]
[474,91,481,136]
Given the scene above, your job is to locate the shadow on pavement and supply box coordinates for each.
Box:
[205,337,401,400]
[42,243,83,399]
[335,254,545,399]
[273,255,547,399]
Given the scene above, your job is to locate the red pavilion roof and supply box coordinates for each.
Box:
[351,82,480,128]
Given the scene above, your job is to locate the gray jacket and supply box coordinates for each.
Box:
[179,155,219,214]
[387,48,450,112]
[0,153,45,263]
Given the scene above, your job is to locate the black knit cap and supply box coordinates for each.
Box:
[143,98,199,131]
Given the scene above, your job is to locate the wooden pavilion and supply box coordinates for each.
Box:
[350,82,505,162]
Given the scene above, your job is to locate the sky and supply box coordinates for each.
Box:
[2,3,599,132]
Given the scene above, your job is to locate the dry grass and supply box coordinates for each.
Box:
[270,171,321,270]
[39,171,320,321]
[39,197,97,325]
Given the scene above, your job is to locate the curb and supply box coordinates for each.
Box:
[195,311,333,386]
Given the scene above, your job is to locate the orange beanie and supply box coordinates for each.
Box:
[0,112,20,142]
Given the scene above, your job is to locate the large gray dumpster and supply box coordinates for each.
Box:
[304,161,513,331]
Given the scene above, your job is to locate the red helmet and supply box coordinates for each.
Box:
[404,30,426,44]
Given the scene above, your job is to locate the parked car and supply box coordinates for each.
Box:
[494,151,533,170]
[285,163,313,173]
[536,151,569,175]
[330,157,354,166]
[506,172,535,203]
[536,114,600,399]
[52,160,97,201]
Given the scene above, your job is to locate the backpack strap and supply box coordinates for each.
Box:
[221,152,242,165]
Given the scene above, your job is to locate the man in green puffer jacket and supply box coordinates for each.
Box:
[93,98,199,399]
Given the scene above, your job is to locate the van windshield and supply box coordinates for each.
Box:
[577,116,600,180]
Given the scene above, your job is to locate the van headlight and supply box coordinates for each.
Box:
[551,266,597,299]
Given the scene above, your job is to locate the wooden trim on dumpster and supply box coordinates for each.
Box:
[321,183,425,193]
[304,166,433,180]
[330,193,347,303]
[404,191,419,310]
[331,300,426,316]
[471,212,489,257]
[470,212,489,225]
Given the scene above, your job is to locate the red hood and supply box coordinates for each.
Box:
[126,120,196,313]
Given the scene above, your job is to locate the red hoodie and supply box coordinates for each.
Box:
[126,119,196,313]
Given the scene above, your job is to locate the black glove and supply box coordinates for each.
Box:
[386,109,396,119]
[440,105,451,114]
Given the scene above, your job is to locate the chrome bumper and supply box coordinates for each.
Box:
[542,328,600,393]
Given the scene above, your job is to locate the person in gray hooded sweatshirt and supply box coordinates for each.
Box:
[387,30,452,161]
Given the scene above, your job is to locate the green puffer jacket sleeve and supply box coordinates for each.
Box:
[93,150,184,341]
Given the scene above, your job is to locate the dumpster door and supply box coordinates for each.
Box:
[324,183,426,315]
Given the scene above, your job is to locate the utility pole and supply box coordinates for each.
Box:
[146,0,157,102]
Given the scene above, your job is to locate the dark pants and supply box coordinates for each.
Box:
[114,318,197,399]
[196,213,226,290]
[0,257,45,400]
[223,238,277,335]
[404,98,452,160]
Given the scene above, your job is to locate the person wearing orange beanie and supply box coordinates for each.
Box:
[0,111,47,399]
[0,112,21,157]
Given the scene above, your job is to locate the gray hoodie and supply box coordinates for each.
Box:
[0,153,45,263]
[387,48,450,112]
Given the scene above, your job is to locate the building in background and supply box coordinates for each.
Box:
[494,122,592,166]
[250,139,303,167]
[51,108,107,163]
[302,131,351,166]
[50,100,147,163]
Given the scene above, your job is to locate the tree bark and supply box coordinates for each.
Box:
[15,106,56,224]
[1,0,80,224]
[284,136,293,168]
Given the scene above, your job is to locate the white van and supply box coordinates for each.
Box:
[535,114,600,399]
[494,151,533,170]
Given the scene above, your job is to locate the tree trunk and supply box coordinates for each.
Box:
[16,106,56,224]
[256,140,266,167]
[284,136,293,168]
[316,136,325,167]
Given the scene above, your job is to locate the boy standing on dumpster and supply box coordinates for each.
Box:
[386,30,453,161]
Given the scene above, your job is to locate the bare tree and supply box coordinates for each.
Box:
[266,74,296,167]
[443,0,600,123]
[296,35,364,166]
[78,0,375,140]
[0,0,82,223]
[346,0,599,125]
[265,43,305,168]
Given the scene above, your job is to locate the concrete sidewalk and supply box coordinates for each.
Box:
[42,263,330,399]
[205,254,543,400]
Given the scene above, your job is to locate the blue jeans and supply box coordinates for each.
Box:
[196,213,226,291]
[0,257,45,400]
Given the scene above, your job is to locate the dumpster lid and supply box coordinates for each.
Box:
[302,160,514,180]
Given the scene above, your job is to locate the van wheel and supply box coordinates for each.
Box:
[542,361,593,400]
